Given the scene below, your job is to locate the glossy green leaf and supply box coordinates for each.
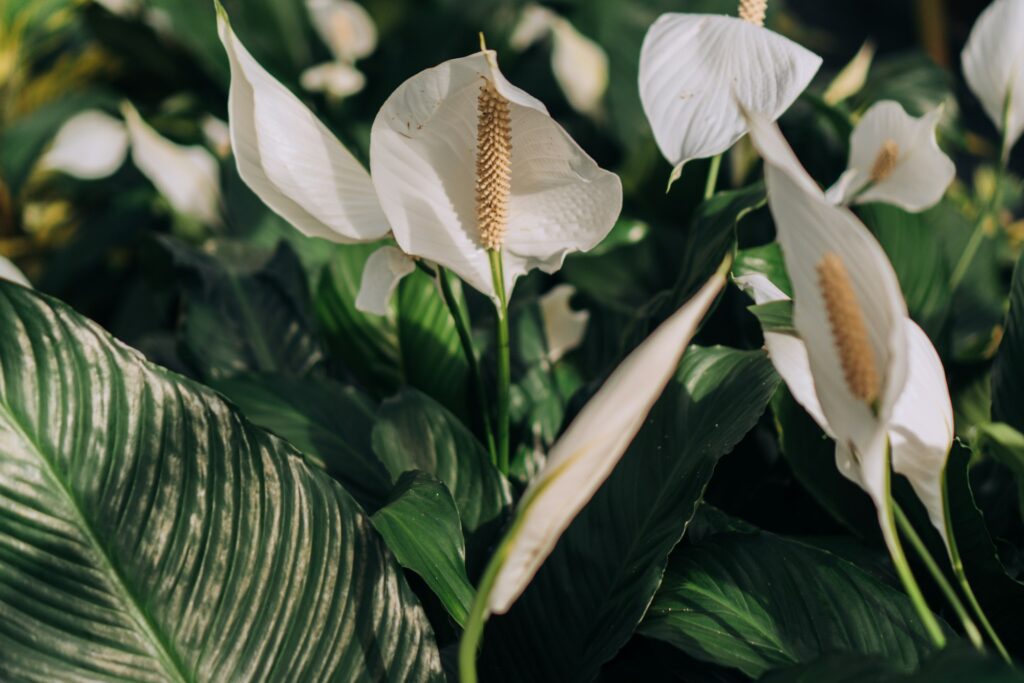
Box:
[639,528,945,677]
[850,53,951,117]
[479,346,780,682]
[0,283,443,681]
[734,242,793,297]
[370,471,475,626]
[992,251,1024,432]
[749,300,796,334]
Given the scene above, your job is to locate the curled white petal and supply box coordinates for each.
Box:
[510,4,555,50]
[829,101,954,212]
[121,102,222,226]
[638,14,821,169]
[216,6,389,242]
[40,110,129,180]
[539,284,588,363]
[0,256,30,288]
[488,266,727,614]
[354,246,415,315]
[300,61,367,99]
[962,0,1024,155]
[201,115,231,158]
[823,41,875,106]
[306,0,377,63]
[549,17,609,116]
[370,51,621,301]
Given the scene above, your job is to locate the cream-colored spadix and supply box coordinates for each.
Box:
[487,266,727,614]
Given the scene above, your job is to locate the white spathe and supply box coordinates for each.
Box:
[539,284,588,363]
[746,113,910,546]
[0,256,31,288]
[217,7,390,243]
[962,0,1024,158]
[638,13,821,171]
[301,61,367,99]
[825,101,955,212]
[305,0,377,64]
[121,103,223,226]
[736,272,954,548]
[548,15,609,117]
[40,109,129,180]
[355,246,416,316]
[488,266,726,614]
[370,51,622,300]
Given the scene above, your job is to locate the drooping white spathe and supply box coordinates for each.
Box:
[40,110,129,180]
[638,12,821,172]
[354,246,416,316]
[538,284,588,363]
[510,4,609,116]
[825,101,955,212]
[744,114,953,550]
[370,51,622,300]
[962,0,1024,158]
[488,267,726,614]
[0,256,31,288]
[121,103,223,226]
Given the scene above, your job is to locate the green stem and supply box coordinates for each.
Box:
[893,503,983,650]
[942,472,1012,663]
[458,531,512,683]
[436,265,497,464]
[488,249,511,475]
[704,154,723,200]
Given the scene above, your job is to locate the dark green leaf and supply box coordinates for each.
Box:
[0,283,442,681]
[734,242,793,298]
[850,53,951,117]
[480,347,780,682]
[371,472,475,626]
[749,300,795,334]
[992,251,1024,432]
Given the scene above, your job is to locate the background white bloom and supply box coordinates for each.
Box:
[40,110,129,180]
[354,246,416,315]
[639,12,821,172]
[539,284,588,363]
[305,0,377,64]
[962,0,1024,157]
[300,61,367,99]
[825,101,955,212]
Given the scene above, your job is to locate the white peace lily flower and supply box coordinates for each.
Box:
[0,256,31,289]
[201,115,231,158]
[487,266,727,614]
[354,246,416,316]
[823,40,875,106]
[539,284,588,363]
[40,109,129,180]
[638,0,821,175]
[305,0,377,64]
[121,102,223,226]
[744,114,953,550]
[300,61,367,99]
[825,101,955,212]
[962,0,1024,158]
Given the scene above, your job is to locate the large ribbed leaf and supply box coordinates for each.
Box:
[0,283,442,681]
[762,646,1023,683]
[479,346,779,682]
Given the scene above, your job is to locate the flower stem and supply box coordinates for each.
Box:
[942,471,1012,662]
[704,154,723,200]
[488,249,511,475]
[436,265,498,464]
[892,503,983,650]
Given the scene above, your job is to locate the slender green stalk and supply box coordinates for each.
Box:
[458,525,518,683]
[436,265,497,463]
[488,249,511,475]
[704,154,723,200]
[942,473,1012,662]
[892,503,983,650]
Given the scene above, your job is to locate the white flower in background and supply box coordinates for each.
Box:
[825,101,955,212]
[487,266,728,614]
[0,256,31,288]
[217,6,622,305]
[539,284,588,363]
[121,102,222,226]
[962,0,1024,159]
[638,0,821,175]
[201,115,231,158]
[305,0,377,64]
[40,110,129,180]
[300,61,367,99]
[354,246,416,316]
[510,4,609,117]
[823,40,876,106]
[93,0,140,17]
[743,113,953,549]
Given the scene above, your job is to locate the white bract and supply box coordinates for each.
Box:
[40,110,129,180]
[962,0,1024,158]
[488,267,727,614]
[638,6,821,174]
[825,101,955,212]
[354,246,416,316]
[538,284,588,363]
[0,256,30,288]
[305,0,377,64]
[743,114,954,549]
[300,61,366,99]
[217,6,622,304]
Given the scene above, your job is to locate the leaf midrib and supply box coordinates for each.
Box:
[0,399,192,683]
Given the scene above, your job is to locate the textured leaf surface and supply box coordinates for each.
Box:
[480,347,779,682]
[0,283,442,681]
[762,646,1023,683]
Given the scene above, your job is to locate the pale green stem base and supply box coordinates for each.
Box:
[488,249,511,475]
[704,154,723,200]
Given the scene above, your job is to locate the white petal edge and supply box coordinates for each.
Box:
[488,265,726,614]
[0,256,30,288]
[962,0,1024,155]
[510,4,555,51]
[305,0,378,63]
[638,14,821,169]
[354,246,416,316]
[40,110,129,180]
[121,103,222,226]
[216,6,389,243]
[539,284,589,363]
[549,16,609,116]
[370,51,621,301]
